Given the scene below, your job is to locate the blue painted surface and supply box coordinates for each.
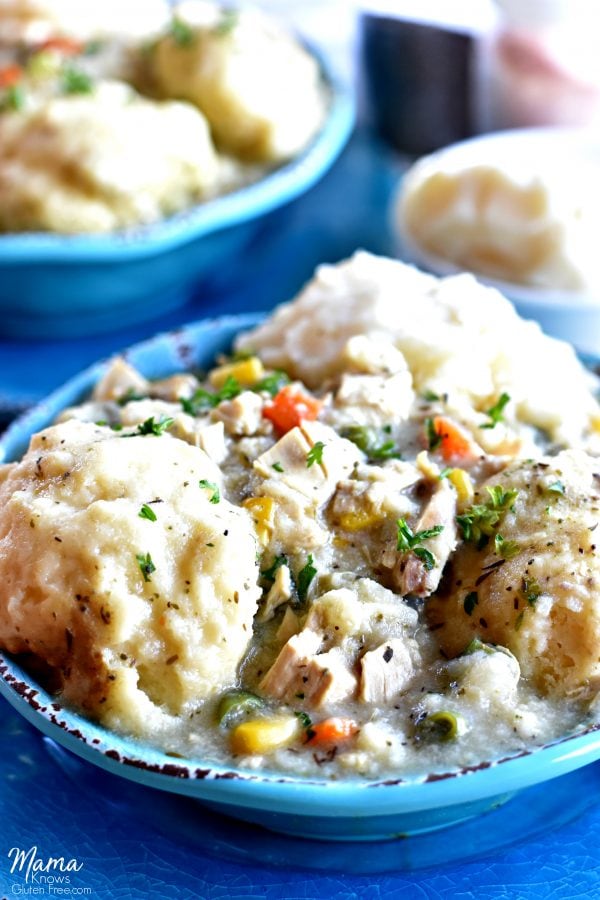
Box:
[1,699,600,897]
[1,127,600,895]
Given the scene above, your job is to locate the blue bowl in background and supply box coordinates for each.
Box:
[0,48,354,341]
[2,313,600,844]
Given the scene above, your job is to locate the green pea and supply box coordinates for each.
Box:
[216,690,264,725]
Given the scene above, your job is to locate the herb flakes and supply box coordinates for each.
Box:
[396,518,444,571]
[306,441,325,468]
[198,479,220,504]
[136,552,156,583]
[463,591,479,616]
[138,504,157,522]
[480,392,510,429]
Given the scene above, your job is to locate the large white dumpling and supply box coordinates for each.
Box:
[147,2,326,162]
[0,80,219,233]
[0,419,260,737]
[428,450,600,698]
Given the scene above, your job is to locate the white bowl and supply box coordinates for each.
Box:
[395,127,600,357]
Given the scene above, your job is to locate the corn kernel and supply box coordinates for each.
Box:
[242,496,275,546]
[416,450,440,480]
[230,716,299,755]
[591,414,600,434]
[209,357,264,389]
[448,468,474,508]
[338,508,382,532]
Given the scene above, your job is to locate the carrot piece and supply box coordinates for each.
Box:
[305,717,359,747]
[0,65,23,88]
[430,416,480,464]
[39,36,84,56]
[263,385,322,435]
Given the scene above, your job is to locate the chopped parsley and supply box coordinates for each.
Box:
[306,441,325,468]
[133,416,174,436]
[494,533,519,559]
[214,8,239,36]
[423,390,440,402]
[261,554,287,583]
[1,84,24,112]
[343,425,402,461]
[480,392,510,429]
[547,480,565,495]
[457,485,518,548]
[294,711,312,730]
[136,552,156,583]
[463,638,495,656]
[255,370,290,397]
[117,388,147,406]
[170,17,194,46]
[425,417,442,451]
[522,577,541,607]
[297,554,317,602]
[396,518,444,571]
[271,461,284,473]
[198,480,220,504]
[180,376,241,415]
[463,591,479,616]
[61,67,93,95]
[138,504,157,522]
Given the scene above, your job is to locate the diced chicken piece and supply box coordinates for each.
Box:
[260,629,357,707]
[149,373,199,402]
[333,371,414,427]
[257,563,293,623]
[300,420,361,488]
[211,390,265,436]
[261,481,329,551]
[397,481,458,598]
[197,422,227,464]
[56,401,120,427]
[359,638,415,703]
[341,334,410,376]
[119,398,180,426]
[254,422,360,510]
[254,427,326,499]
[92,358,149,403]
[276,606,300,643]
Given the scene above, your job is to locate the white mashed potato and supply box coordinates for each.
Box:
[397,151,600,292]
[0,419,260,737]
[0,80,219,232]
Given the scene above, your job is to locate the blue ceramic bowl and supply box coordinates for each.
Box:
[0,49,353,341]
[2,313,600,842]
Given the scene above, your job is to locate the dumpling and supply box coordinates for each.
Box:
[427,450,600,698]
[0,418,261,737]
[0,80,218,233]
[146,2,326,162]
